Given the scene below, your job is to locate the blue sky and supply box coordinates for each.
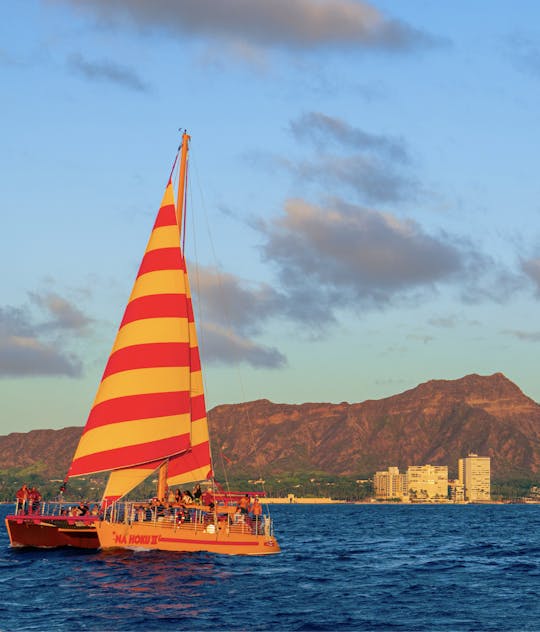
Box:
[2,0,540,435]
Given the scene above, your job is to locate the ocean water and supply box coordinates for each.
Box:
[1,503,540,631]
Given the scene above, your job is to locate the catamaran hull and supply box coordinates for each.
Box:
[5,516,99,549]
[96,521,280,555]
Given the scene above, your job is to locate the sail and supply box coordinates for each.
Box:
[68,163,212,495]
[167,261,213,487]
[102,460,164,505]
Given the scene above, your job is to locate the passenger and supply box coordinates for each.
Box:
[193,483,202,504]
[182,491,193,504]
[90,504,100,516]
[174,489,181,504]
[15,484,29,514]
[202,490,214,507]
[78,501,89,516]
[238,494,251,515]
[29,487,42,514]
[252,497,262,517]
[167,488,175,503]
[176,507,185,524]
[156,502,166,518]
[251,497,263,533]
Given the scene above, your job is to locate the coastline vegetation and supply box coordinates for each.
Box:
[0,467,539,503]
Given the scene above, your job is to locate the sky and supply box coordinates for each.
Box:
[1,0,540,436]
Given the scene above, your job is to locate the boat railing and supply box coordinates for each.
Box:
[10,500,100,521]
[103,501,275,537]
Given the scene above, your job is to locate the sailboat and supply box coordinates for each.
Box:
[5,132,280,555]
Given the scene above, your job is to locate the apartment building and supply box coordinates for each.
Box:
[458,453,491,501]
[373,466,407,500]
[407,464,448,500]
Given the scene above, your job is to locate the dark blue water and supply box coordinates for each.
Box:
[1,503,540,631]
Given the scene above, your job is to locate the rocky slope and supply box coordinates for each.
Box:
[1,373,539,478]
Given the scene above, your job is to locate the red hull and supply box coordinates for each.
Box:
[5,515,99,549]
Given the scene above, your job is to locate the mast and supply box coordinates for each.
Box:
[176,131,190,237]
[157,462,168,502]
[156,131,191,503]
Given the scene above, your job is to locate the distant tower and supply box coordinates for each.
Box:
[458,453,490,502]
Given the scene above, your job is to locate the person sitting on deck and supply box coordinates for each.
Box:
[15,484,29,514]
[182,490,193,504]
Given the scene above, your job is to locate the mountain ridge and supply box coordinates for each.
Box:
[1,373,539,479]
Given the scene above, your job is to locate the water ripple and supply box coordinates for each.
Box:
[2,504,540,630]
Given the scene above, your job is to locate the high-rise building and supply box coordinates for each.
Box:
[458,453,490,501]
[374,466,407,499]
[407,464,448,499]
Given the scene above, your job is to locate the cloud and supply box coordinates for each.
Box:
[0,305,82,377]
[503,329,540,342]
[199,322,286,368]
[503,33,540,80]
[59,0,438,52]
[191,266,281,336]
[189,265,287,368]
[286,112,417,204]
[0,292,91,378]
[67,53,150,92]
[406,334,434,344]
[295,154,417,205]
[428,316,458,329]
[522,258,540,295]
[290,112,410,163]
[258,198,476,311]
[428,315,481,329]
[28,291,94,333]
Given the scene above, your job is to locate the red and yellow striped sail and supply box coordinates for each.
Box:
[68,144,212,500]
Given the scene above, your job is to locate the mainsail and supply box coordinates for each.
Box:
[67,136,212,502]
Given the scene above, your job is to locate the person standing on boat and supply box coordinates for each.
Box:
[28,487,42,514]
[193,483,202,504]
[251,497,263,534]
[238,494,251,515]
[202,489,213,507]
[15,484,29,514]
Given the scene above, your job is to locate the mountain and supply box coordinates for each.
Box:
[1,373,539,479]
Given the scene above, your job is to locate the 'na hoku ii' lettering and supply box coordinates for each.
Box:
[113,533,160,545]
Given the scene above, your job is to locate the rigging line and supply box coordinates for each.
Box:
[189,150,273,517]
[217,448,232,503]
[185,156,217,485]
[168,149,180,185]
[187,151,234,498]
[182,159,188,254]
